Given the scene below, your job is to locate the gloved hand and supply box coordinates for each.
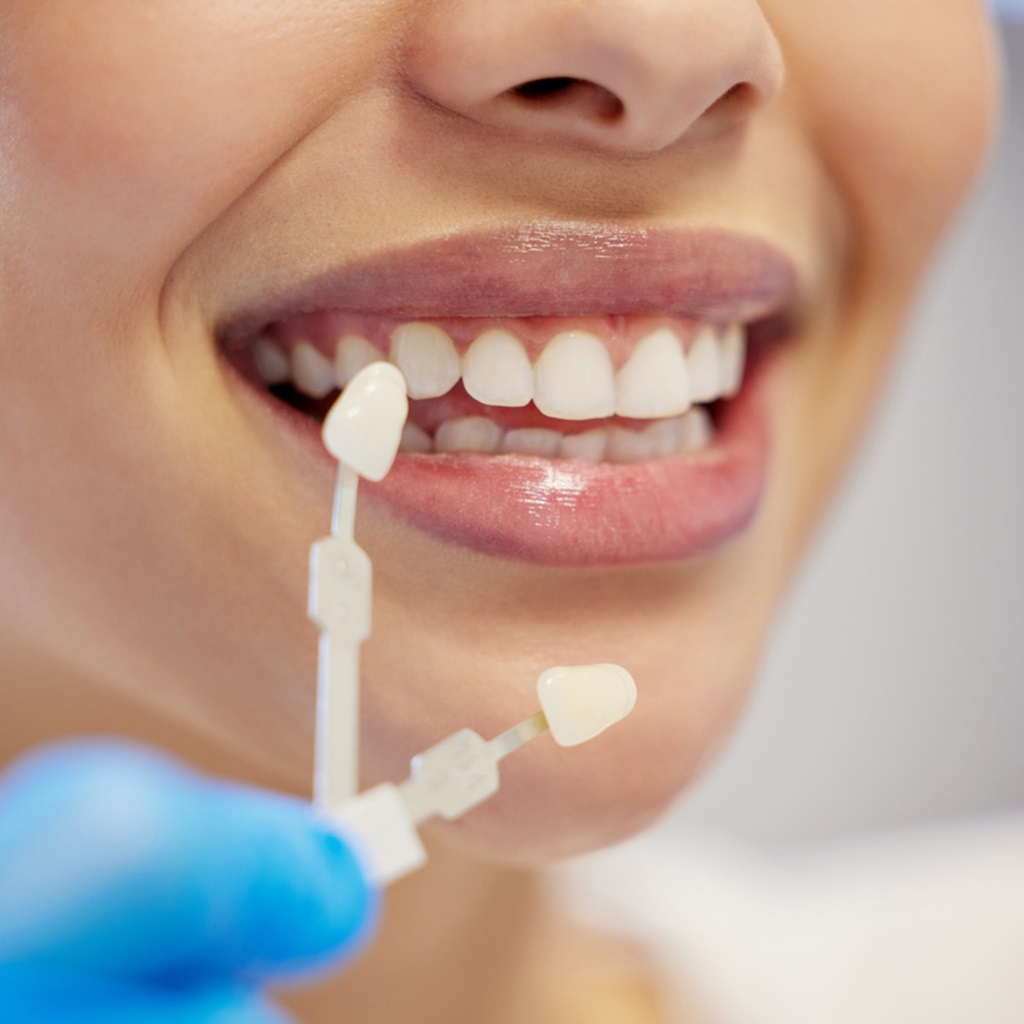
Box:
[0,741,376,1023]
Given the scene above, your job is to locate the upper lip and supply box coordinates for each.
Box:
[219,221,799,344]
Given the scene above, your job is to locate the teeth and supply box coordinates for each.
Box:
[503,427,563,457]
[614,328,691,418]
[679,407,713,451]
[462,330,533,407]
[643,418,684,458]
[389,322,461,399]
[335,334,381,388]
[606,419,685,464]
[292,341,336,398]
[719,324,747,398]
[560,428,608,463]
[533,331,616,420]
[399,422,432,454]
[401,413,714,460]
[252,336,290,385]
[687,326,722,404]
[260,320,743,456]
[435,416,504,454]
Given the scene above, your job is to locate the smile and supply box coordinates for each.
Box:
[219,223,799,565]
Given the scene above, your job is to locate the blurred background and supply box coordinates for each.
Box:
[668,15,1024,849]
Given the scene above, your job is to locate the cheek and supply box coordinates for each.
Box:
[771,0,999,275]
[0,2,382,276]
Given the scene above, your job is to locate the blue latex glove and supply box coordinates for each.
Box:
[0,741,376,1023]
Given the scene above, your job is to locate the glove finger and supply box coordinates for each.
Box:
[0,965,295,1024]
[0,741,376,983]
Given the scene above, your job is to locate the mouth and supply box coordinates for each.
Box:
[218,224,798,566]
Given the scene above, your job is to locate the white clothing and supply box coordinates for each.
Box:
[556,816,1024,1023]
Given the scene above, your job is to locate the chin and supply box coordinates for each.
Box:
[354,594,762,865]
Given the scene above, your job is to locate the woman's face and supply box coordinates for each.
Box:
[0,1,996,860]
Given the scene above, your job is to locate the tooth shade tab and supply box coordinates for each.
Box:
[463,330,534,407]
[533,330,616,420]
[614,328,691,418]
[322,362,408,480]
[390,322,461,399]
[537,664,637,747]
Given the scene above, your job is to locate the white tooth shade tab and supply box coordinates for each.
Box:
[390,323,461,399]
[462,330,534,407]
[335,334,381,388]
[614,328,691,418]
[533,331,616,420]
[322,362,409,480]
[435,416,503,454]
[687,327,723,403]
[253,336,290,385]
[719,324,746,397]
[537,664,637,747]
[292,341,336,399]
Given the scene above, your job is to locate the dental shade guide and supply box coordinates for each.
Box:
[310,363,408,808]
[311,363,637,885]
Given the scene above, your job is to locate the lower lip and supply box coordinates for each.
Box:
[369,359,774,567]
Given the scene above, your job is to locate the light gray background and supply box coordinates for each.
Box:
[673,23,1024,847]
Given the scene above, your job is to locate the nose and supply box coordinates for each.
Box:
[404,0,783,154]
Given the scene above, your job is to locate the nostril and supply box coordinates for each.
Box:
[513,77,578,99]
[509,77,625,123]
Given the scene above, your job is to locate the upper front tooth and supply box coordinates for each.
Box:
[252,336,290,385]
[533,331,615,420]
[614,328,690,418]
[719,324,746,397]
[335,334,380,387]
[462,330,533,407]
[390,323,461,399]
[687,326,723,403]
[292,341,336,398]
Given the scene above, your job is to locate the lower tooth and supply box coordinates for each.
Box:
[503,428,563,458]
[643,418,682,458]
[400,422,433,454]
[679,407,714,451]
[606,427,660,464]
[560,429,608,463]
[435,416,503,454]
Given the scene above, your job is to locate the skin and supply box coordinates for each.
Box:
[0,1,998,1021]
